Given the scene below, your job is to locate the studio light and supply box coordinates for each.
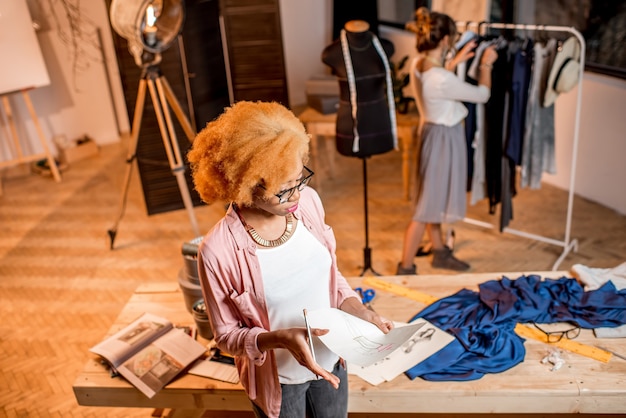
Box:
[107,0,199,249]
[110,0,184,65]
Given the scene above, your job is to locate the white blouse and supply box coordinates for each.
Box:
[257,222,338,384]
[416,66,490,127]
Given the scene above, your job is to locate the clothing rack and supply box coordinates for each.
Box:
[459,22,585,271]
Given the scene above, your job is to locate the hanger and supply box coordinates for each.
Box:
[539,25,549,44]
[521,24,530,49]
[478,20,489,36]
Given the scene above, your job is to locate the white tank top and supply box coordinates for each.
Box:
[257,221,338,384]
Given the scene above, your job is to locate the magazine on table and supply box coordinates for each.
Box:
[89,312,207,398]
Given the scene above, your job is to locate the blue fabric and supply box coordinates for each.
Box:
[405,275,626,381]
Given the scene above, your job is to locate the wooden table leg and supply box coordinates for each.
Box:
[305,121,337,194]
[397,124,417,201]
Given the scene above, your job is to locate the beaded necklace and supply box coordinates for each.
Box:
[233,204,294,248]
[423,54,443,67]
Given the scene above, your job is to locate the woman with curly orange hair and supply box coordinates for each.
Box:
[188,101,392,418]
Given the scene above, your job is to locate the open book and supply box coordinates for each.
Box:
[90,312,207,398]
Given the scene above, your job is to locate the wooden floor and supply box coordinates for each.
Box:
[0,140,625,417]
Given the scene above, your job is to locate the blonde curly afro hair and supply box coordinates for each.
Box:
[188,101,310,206]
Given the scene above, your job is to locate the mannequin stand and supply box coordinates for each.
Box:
[108,60,199,249]
[359,157,380,276]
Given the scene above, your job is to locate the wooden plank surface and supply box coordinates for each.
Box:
[73,272,626,414]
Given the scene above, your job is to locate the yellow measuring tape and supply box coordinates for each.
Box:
[363,277,438,305]
[362,276,613,363]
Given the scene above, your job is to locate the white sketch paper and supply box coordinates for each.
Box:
[348,319,456,385]
[305,308,426,367]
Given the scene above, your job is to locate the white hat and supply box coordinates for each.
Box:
[543,37,581,107]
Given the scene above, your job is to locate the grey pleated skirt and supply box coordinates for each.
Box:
[412,122,467,224]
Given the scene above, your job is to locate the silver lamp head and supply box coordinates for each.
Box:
[109,0,184,66]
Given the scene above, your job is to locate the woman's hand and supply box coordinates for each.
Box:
[455,40,477,64]
[257,328,340,389]
[446,40,477,71]
[339,296,394,334]
[480,45,498,66]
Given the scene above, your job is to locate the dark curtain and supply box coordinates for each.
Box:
[332,0,379,39]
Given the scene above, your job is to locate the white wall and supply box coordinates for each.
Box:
[0,1,125,163]
[544,73,626,215]
[279,0,333,106]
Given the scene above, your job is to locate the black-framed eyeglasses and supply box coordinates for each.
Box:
[263,166,314,204]
[532,322,581,343]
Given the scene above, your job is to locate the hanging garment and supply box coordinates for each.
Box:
[521,38,557,189]
[467,39,497,81]
[505,38,534,165]
[464,37,490,206]
[405,275,626,381]
[484,38,510,214]
[461,52,478,192]
[464,98,477,191]
[500,38,534,231]
[498,40,515,231]
[469,101,487,205]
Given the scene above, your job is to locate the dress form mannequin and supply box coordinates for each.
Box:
[322,20,396,158]
[322,20,397,275]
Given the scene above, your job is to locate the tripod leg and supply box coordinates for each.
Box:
[108,78,148,250]
[161,76,196,142]
[147,77,200,237]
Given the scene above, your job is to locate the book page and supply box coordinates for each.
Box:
[90,313,172,366]
[306,308,426,367]
[115,328,207,398]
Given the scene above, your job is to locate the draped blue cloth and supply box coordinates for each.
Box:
[405,275,626,381]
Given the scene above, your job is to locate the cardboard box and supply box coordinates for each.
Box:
[305,75,339,96]
[306,94,339,114]
[60,139,99,164]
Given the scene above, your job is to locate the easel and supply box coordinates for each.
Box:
[107,56,200,249]
[0,89,61,194]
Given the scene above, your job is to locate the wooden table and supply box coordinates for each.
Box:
[73,273,626,417]
[298,107,419,200]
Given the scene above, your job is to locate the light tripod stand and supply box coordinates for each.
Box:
[107,54,200,249]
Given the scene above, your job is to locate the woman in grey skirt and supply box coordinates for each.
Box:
[397,7,497,275]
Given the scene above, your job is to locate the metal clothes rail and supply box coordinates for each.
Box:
[460,22,585,270]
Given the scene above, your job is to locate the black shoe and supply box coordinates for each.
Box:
[416,229,455,257]
[396,262,417,275]
[431,246,470,271]
[415,242,432,257]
